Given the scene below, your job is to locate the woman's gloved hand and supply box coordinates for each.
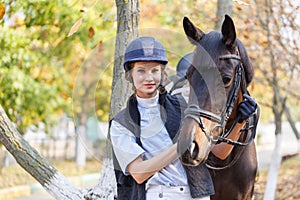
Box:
[238,94,257,123]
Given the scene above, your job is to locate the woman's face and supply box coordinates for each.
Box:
[131,61,162,98]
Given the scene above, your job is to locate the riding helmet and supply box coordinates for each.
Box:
[123,36,168,72]
[176,52,193,77]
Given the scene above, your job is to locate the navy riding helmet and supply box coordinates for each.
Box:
[176,52,193,77]
[123,36,168,72]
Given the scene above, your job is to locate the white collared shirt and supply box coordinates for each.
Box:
[110,92,188,190]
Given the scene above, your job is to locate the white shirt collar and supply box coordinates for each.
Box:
[136,92,159,108]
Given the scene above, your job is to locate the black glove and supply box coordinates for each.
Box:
[238,94,257,123]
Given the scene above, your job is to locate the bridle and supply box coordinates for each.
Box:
[184,54,260,147]
[183,53,260,170]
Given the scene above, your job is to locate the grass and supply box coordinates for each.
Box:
[0,159,102,189]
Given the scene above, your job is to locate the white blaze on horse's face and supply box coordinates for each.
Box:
[188,126,197,155]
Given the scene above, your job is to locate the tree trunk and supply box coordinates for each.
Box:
[0,106,84,199]
[263,133,282,200]
[76,125,87,167]
[284,106,300,140]
[298,139,300,156]
[263,107,283,200]
[284,106,300,155]
[84,0,139,199]
[215,0,233,29]
[109,0,139,117]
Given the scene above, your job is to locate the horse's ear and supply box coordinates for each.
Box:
[221,15,236,47]
[183,17,205,45]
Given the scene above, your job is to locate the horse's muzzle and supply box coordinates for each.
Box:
[177,119,212,166]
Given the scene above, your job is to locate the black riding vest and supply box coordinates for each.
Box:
[110,93,215,200]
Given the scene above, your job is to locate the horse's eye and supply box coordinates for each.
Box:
[222,77,231,85]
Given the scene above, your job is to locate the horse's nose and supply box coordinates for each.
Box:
[188,141,199,160]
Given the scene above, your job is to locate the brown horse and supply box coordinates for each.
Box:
[177,15,260,200]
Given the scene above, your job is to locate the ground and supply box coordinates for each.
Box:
[0,156,299,199]
[0,159,101,189]
[254,155,300,200]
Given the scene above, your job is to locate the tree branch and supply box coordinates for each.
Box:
[0,105,84,199]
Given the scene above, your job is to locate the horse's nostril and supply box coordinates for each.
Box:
[188,141,199,160]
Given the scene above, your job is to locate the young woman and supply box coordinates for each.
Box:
[109,36,256,200]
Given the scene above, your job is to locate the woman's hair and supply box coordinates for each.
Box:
[125,62,167,94]
[158,83,167,94]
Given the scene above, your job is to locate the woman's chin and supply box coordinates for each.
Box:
[142,91,157,98]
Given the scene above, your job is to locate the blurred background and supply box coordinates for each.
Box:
[0,0,299,199]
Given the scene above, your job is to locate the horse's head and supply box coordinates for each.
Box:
[177,15,254,166]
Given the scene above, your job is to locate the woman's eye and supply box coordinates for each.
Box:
[152,68,160,73]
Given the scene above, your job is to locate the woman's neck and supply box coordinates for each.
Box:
[136,91,159,108]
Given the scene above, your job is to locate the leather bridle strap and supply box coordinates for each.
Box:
[184,104,222,124]
[205,105,260,170]
[184,104,222,142]
[184,54,246,145]
[220,63,243,128]
[219,54,241,61]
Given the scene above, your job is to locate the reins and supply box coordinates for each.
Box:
[205,107,260,170]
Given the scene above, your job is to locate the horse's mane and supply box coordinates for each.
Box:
[236,39,254,85]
